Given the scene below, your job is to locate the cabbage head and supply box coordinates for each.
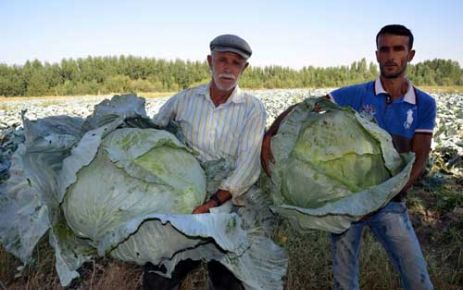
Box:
[62,127,206,241]
[0,95,287,290]
[265,97,415,233]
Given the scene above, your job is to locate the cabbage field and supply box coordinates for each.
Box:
[0,89,462,289]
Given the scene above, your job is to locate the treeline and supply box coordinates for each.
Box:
[0,56,462,97]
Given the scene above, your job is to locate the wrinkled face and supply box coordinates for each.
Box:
[208,51,248,92]
[376,34,415,79]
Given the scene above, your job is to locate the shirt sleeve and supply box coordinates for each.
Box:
[152,93,180,127]
[328,85,365,111]
[416,95,436,134]
[219,102,267,205]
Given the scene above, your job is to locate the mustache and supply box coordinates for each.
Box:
[218,73,236,80]
[384,62,398,66]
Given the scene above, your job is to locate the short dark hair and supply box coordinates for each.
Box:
[376,24,414,50]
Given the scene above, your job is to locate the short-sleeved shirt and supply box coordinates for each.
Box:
[152,83,267,204]
[329,78,436,153]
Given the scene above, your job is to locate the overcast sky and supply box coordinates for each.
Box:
[1,0,462,69]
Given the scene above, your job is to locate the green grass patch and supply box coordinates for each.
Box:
[419,86,463,94]
[139,91,176,99]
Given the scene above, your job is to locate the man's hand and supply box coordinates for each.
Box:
[261,133,274,177]
[192,190,232,214]
[192,200,217,214]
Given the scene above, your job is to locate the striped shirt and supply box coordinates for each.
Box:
[153,83,266,204]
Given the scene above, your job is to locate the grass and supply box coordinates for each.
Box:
[0,95,84,102]
[138,92,175,99]
[0,91,175,103]
[418,86,463,94]
[0,241,142,290]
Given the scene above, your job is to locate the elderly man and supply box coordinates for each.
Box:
[144,34,266,290]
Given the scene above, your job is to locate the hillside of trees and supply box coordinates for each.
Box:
[0,56,462,97]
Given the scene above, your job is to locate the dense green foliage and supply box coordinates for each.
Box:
[0,56,462,96]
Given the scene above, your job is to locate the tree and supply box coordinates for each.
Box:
[0,57,461,97]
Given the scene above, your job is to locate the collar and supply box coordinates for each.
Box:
[204,82,245,104]
[374,77,416,104]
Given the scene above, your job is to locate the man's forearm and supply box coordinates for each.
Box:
[402,151,428,192]
[210,189,232,205]
[403,133,433,192]
[266,104,297,136]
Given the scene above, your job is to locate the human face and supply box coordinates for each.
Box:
[208,51,248,92]
[376,34,415,79]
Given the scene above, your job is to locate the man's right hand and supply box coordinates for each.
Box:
[192,200,217,214]
[261,133,274,177]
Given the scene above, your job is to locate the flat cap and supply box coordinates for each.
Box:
[210,34,252,60]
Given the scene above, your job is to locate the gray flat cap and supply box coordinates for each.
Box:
[210,34,252,60]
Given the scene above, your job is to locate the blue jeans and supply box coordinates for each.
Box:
[331,202,433,290]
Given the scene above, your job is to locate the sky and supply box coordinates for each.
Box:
[1,0,462,69]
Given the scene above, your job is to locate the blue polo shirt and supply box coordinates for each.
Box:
[329,78,436,153]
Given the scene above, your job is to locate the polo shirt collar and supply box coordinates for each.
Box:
[205,82,245,104]
[374,77,416,105]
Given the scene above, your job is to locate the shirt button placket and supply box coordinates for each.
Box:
[209,108,216,153]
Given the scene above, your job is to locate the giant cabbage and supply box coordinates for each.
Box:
[62,127,206,240]
[265,97,415,233]
[0,95,287,289]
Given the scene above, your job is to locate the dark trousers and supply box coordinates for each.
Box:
[143,260,243,290]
